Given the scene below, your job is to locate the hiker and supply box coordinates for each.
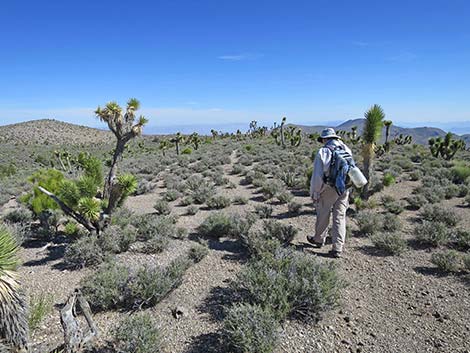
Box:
[308,128,353,258]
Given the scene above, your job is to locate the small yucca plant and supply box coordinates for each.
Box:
[0,224,29,351]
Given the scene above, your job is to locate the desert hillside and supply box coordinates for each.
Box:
[0,119,114,145]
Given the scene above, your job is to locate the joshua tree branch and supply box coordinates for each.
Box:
[37,186,96,232]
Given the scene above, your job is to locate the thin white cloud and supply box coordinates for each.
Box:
[217,53,263,61]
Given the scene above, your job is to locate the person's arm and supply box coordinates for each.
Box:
[310,148,328,201]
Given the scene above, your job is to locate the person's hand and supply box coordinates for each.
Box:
[311,192,320,204]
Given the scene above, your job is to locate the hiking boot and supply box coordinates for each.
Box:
[329,250,342,258]
[307,236,324,248]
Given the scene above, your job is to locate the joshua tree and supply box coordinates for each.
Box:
[383,120,392,145]
[189,132,201,150]
[394,134,412,145]
[351,126,358,139]
[0,225,29,353]
[280,117,286,148]
[249,120,258,135]
[210,129,218,140]
[159,139,170,156]
[429,132,466,160]
[95,98,147,199]
[171,132,184,155]
[33,99,144,233]
[362,104,385,198]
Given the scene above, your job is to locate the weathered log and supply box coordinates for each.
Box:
[60,289,98,353]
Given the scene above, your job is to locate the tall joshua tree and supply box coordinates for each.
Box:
[362,104,385,198]
[383,120,393,148]
[171,132,184,155]
[159,139,170,156]
[0,225,29,353]
[280,117,287,148]
[95,99,147,199]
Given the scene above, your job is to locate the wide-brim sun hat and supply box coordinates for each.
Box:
[317,127,341,142]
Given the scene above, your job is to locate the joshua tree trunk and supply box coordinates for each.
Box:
[175,141,180,155]
[104,139,127,200]
[362,144,373,199]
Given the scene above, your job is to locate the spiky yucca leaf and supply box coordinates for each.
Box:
[127,98,140,111]
[58,180,81,208]
[117,174,138,195]
[77,197,101,222]
[77,176,99,198]
[0,225,29,351]
[363,104,385,144]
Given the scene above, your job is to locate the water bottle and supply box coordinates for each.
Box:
[348,166,368,188]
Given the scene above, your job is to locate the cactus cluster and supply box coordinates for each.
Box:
[429,132,466,160]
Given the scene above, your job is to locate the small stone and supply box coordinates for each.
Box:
[344,316,351,323]
[172,306,187,319]
[341,339,351,345]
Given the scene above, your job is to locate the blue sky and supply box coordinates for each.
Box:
[1,0,469,133]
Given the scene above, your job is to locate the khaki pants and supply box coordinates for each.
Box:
[312,185,349,252]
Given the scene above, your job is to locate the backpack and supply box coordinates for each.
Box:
[324,145,356,195]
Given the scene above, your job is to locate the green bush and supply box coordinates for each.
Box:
[181,147,193,155]
[186,205,198,215]
[113,312,162,353]
[198,212,232,238]
[415,221,451,247]
[63,235,105,269]
[223,304,279,353]
[233,196,248,205]
[451,164,470,184]
[276,191,293,204]
[383,172,396,187]
[383,200,405,215]
[28,292,54,331]
[63,222,80,237]
[260,180,283,200]
[98,225,137,254]
[163,190,181,201]
[419,205,460,226]
[81,262,130,311]
[206,195,231,209]
[3,208,33,225]
[141,234,170,254]
[431,251,461,273]
[463,254,470,271]
[381,213,403,233]
[136,215,176,241]
[355,211,383,236]
[369,232,407,255]
[235,248,342,323]
[188,243,209,263]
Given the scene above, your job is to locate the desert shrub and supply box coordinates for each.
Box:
[369,232,407,255]
[254,204,273,219]
[223,304,279,353]
[111,207,135,229]
[463,254,470,271]
[466,194,470,207]
[81,261,130,311]
[451,164,470,184]
[431,251,461,273]
[63,235,105,269]
[233,196,248,205]
[181,147,192,155]
[136,215,176,241]
[262,220,297,244]
[163,190,181,201]
[179,196,194,206]
[174,227,188,240]
[128,255,192,308]
[383,200,405,215]
[406,194,428,210]
[458,184,468,197]
[276,191,293,204]
[260,181,282,200]
[444,184,460,199]
[232,164,245,175]
[382,173,396,187]
[135,179,156,195]
[152,195,174,212]
[409,170,422,181]
[3,207,33,225]
[415,221,451,247]
[192,183,215,204]
[188,243,209,263]
[63,222,80,237]
[28,292,54,331]
[419,205,460,226]
[355,211,383,236]
[141,234,170,254]
[454,229,470,250]
[198,212,232,238]
[206,195,231,209]
[186,205,198,215]
[112,312,162,353]
[235,248,342,323]
[227,181,237,189]
[98,225,137,254]
[239,155,253,166]
[382,213,403,233]
[287,201,302,214]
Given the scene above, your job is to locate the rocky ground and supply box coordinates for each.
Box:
[5,150,469,353]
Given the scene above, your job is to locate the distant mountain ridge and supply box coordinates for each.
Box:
[1,118,469,146]
[292,118,470,146]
